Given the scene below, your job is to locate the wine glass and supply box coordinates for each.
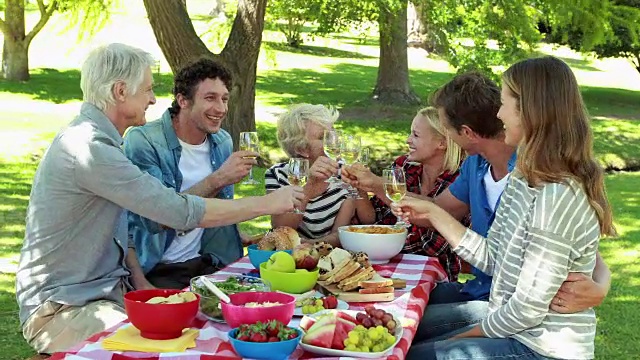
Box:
[340,135,361,198]
[239,132,260,185]
[288,158,309,214]
[359,147,371,169]
[323,129,343,184]
[383,167,407,227]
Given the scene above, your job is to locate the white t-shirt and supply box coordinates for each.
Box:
[483,165,510,211]
[161,138,213,263]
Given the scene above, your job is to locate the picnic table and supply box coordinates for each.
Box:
[49,253,447,360]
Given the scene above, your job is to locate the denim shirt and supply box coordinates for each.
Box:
[447,152,517,300]
[124,110,242,273]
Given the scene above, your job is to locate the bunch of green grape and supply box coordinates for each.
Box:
[343,325,396,352]
[299,298,325,314]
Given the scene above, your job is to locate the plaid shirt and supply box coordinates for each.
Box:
[371,155,470,281]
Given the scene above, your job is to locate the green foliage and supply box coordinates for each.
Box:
[267,0,322,47]
[546,0,640,72]
[57,0,120,41]
[199,2,237,53]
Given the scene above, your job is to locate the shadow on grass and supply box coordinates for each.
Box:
[328,34,379,47]
[263,41,375,59]
[582,86,640,120]
[0,160,34,258]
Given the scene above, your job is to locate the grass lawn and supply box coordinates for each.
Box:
[1,4,640,359]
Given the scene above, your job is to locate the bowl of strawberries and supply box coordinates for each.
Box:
[228,320,302,360]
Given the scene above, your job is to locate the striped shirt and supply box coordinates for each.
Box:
[265,162,350,239]
[456,173,600,359]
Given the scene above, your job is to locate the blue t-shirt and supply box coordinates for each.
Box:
[448,152,517,300]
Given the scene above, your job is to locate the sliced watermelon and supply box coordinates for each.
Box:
[302,324,336,348]
[299,317,316,332]
[336,311,358,325]
[331,318,357,350]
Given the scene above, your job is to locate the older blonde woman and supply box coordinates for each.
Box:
[265,104,356,246]
[343,107,468,280]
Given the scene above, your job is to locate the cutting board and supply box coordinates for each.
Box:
[316,273,395,303]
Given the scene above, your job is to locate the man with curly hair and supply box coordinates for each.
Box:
[125,58,256,288]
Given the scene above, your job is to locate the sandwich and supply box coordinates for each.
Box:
[318,247,352,281]
[337,266,376,291]
[358,275,395,294]
[323,250,375,287]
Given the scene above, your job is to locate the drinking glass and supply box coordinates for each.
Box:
[383,167,407,227]
[340,135,361,198]
[288,158,309,214]
[323,129,343,184]
[239,132,260,185]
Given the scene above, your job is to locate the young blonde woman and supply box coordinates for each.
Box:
[343,107,468,280]
[265,104,355,246]
[397,57,615,359]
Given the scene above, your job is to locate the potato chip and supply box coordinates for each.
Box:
[144,291,197,304]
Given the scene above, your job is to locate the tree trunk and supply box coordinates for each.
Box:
[143,0,267,149]
[2,0,29,81]
[373,0,420,105]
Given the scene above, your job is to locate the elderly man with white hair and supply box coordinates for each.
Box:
[15,43,304,354]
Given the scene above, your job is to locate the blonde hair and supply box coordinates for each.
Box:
[502,56,615,236]
[277,104,339,157]
[416,106,463,173]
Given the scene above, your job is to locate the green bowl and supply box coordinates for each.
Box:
[259,263,319,294]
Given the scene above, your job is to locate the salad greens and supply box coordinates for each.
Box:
[191,276,266,320]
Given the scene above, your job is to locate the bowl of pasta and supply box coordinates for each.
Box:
[337,225,407,264]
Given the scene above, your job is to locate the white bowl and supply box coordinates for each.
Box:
[338,225,407,264]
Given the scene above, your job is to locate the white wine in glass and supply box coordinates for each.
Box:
[323,129,343,183]
[383,168,407,227]
[288,158,309,214]
[239,132,260,185]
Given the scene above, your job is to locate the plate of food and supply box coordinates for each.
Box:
[292,291,349,316]
[189,275,270,323]
[299,306,403,358]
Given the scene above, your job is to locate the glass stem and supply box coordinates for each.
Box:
[248,166,254,181]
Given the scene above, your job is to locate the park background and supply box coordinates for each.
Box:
[0,0,639,358]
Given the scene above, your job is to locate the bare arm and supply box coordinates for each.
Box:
[201,186,304,228]
[353,191,376,224]
[125,248,154,290]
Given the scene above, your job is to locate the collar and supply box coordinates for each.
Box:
[80,102,123,146]
[507,151,517,171]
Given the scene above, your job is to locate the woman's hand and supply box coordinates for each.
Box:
[391,197,438,224]
[304,156,339,199]
[551,273,608,313]
[341,164,381,193]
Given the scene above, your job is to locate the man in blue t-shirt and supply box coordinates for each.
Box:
[411,72,612,342]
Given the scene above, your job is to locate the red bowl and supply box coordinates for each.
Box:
[221,291,296,328]
[124,289,200,340]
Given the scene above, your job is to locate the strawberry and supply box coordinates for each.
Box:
[266,320,282,337]
[287,332,298,340]
[322,295,338,309]
[237,334,250,342]
[268,336,279,342]
[249,330,268,343]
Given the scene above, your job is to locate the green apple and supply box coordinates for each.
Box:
[295,269,309,273]
[266,251,296,273]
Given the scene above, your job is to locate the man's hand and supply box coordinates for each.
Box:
[131,275,155,290]
[215,150,258,186]
[241,232,263,246]
[265,185,306,214]
[551,272,608,313]
[341,164,381,193]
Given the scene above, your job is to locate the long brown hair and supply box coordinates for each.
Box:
[502,56,615,236]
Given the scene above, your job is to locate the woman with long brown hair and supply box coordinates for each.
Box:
[398,56,614,359]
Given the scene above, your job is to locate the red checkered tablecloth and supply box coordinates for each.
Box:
[50,254,447,360]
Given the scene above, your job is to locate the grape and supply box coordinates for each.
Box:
[367,328,381,341]
[373,309,385,320]
[372,344,385,352]
[355,324,366,332]
[372,318,383,327]
[348,331,360,344]
[364,305,376,315]
[385,333,396,346]
[315,299,323,306]
[381,313,393,324]
[386,319,397,331]
[345,344,357,351]
[360,346,370,352]
[362,317,373,328]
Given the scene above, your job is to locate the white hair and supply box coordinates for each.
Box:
[80,43,155,110]
[277,104,339,157]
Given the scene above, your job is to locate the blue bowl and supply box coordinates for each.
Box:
[228,327,302,360]
[247,244,293,269]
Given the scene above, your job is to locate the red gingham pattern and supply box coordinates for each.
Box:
[49,254,447,360]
